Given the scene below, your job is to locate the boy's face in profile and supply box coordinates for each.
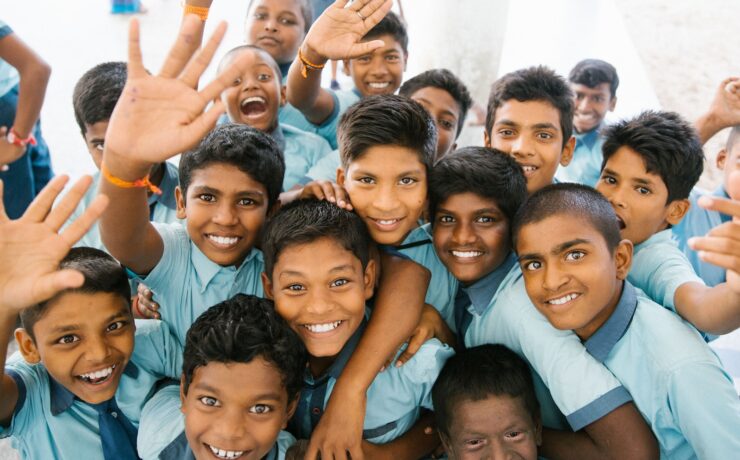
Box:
[176,163,270,267]
[221,49,285,133]
[263,237,375,369]
[244,0,306,64]
[596,146,688,245]
[344,34,407,98]
[83,121,109,169]
[442,394,541,460]
[516,213,631,340]
[181,358,296,460]
[409,86,462,162]
[484,100,575,194]
[338,145,427,246]
[571,82,616,133]
[433,192,511,285]
[16,292,135,404]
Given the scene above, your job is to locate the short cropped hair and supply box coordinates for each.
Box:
[432,344,539,438]
[485,66,574,147]
[246,0,313,33]
[601,110,704,203]
[399,69,473,138]
[218,44,283,81]
[20,247,131,341]
[568,59,620,98]
[429,147,527,225]
[363,11,408,54]
[179,124,285,208]
[337,94,436,172]
[182,294,306,400]
[262,199,371,278]
[512,183,622,253]
[72,62,127,135]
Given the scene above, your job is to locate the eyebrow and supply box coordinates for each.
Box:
[192,382,221,395]
[552,238,591,255]
[352,168,424,178]
[191,185,265,198]
[603,167,654,186]
[329,264,355,274]
[531,122,558,131]
[49,311,129,335]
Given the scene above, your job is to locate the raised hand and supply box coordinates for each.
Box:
[696,77,740,144]
[302,0,393,63]
[0,176,108,311]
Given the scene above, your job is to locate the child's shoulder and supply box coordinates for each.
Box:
[138,383,183,460]
[388,338,454,383]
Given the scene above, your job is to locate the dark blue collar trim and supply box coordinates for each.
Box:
[584,282,637,361]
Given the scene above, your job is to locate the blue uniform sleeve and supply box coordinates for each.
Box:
[1,356,45,440]
[390,339,455,411]
[667,361,740,458]
[304,149,341,183]
[137,384,184,460]
[131,319,184,379]
[275,430,297,460]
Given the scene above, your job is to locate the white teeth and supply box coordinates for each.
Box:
[78,365,115,381]
[240,96,266,106]
[547,293,579,305]
[376,219,398,225]
[304,321,341,333]
[208,445,244,459]
[368,82,390,89]
[452,250,483,258]
[521,165,537,173]
[208,235,239,246]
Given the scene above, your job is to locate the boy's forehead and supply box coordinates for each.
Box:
[35,291,130,331]
[191,359,288,399]
[274,237,362,274]
[517,213,601,251]
[351,145,427,172]
[494,99,562,132]
[360,33,406,55]
[189,163,267,193]
[222,48,280,77]
[439,191,502,213]
[411,86,462,118]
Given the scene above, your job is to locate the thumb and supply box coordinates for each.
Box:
[728,170,740,223]
[345,39,385,60]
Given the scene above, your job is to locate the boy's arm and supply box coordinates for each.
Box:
[694,77,739,144]
[0,29,51,169]
[99,17,247,274]
[361,411,440,460]
[305,251,429,460]
[674,282,740,335]
[182,0,214,47]
[0,175,108,424]
[286,0,392,124]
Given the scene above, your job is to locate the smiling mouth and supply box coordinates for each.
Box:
[546,292,580,306]
[367,81,391,90]
[520,164,538,176]
[76,364,116,385]
[206,234,241,249]
[369,217,403,229]
[206,444,246,459]
[240,96,268,119]
[451,250,484,259]
[303,321,343,334]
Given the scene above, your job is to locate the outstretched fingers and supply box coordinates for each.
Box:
[44,176,95,231]
[127,19,148,78]
[359,0,393,28]
[180,21,228,88]
[199,49,250,102]
[21,175,71,223]
[60,194,109,248]
[159,15,202,78]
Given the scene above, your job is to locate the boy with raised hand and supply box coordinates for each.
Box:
[513,184,740,458]
[427,147,658,459]
[484,66,575,195]
[596,111,740,335]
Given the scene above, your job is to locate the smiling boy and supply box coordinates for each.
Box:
[484,66,575,194]
[513,183,740,458]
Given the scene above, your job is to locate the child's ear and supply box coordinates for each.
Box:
[559,136,576,166]
[608,95,617,112]
[175,186,187,220]
[15,329,40,364]
[665,199,690,226]
[483,130,492,148]
[179,375,187,413]
[402,52,408,71]
[342,60,351,76]
[279,84,287,107]
[284,397,299,428]
[336,167,346,186]
[614,239,634,280]
[717,148,728,171]
[363,259,377,300]
[438,431,454,458]
[261,272,274,299]
[533,414,543,446]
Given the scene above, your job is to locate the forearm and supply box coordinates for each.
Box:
[10,52,50,137]
[286,45,335,124]
[0,312,20,424]
[362,412,440,460]
[675,282,740,335]
[695,112,723,145]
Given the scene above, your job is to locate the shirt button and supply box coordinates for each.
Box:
[111,411,118,418]
[311,407,321,415]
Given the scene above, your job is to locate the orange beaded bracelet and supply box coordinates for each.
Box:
[298,48,326,78]
[183,4,209,21]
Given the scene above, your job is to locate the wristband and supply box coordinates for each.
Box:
[101,163,163,195]
[6,127,37,147]
[183,3,209,21]
[298,48,326,78]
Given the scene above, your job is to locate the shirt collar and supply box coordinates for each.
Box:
[49,361,139,415]
[159,431,195,460]
[269,124,287,152]
[584,281,637,361]
[278,61,291,80]
[351,87,363,99]
[190,243,258,294]
[575,123,603,150]
[633,228,673,253]
[148,162,179,211]
[462,252,517,315]
[305,316,367,386]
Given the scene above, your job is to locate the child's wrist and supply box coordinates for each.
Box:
[300,44,328,68]
[101,155,153,183]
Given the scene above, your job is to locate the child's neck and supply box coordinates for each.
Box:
[462,250,515,288]
[575,279,624,341]
[308,354,338,377]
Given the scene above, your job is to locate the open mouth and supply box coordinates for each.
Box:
[206,444,245,459]
[206,234,241,249]
[367,81,391,90]
[546,292,580,306]
[303,320,343,334]
[451,250,484,259]
[520,164,538,176]
[77,364,116,385]
[616,215,626,230]
[369,217,404,230]
[240,96,268,119]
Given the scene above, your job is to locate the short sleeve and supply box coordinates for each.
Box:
[391,339,455,411]
[137,384,184,460]
[143,223,191,319]
[304,149,340,182]
[131,319,184,379]
[0,22,13,40]
[667,362,740,458]
[1,357,45,439]
[275,430,297,460]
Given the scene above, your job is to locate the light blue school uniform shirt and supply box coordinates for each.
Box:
[584,281,740,458]
[271,124,333,190]
[140,223,265,345]
[279,89,361,150]
[389,224,459,332]
[672,186,729,287]
[1,320,183,460]
[555,124,604,187]
[138,384,295,460]
[464,254,632,431]
[291,318,454,443]
[65,162,181,251]
[0,21,20,97]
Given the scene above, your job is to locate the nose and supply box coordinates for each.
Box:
[85,335,112,363]
[263,17,277,32]
[371,186,401,214]
[368,57,389,78]
[511,135,534,158]
[213,407,250,443]
[451,221,477,246]
[576,95,590,112]
[604,184,627,209]
[305,286,337,316]
[212,202,239,226]
[542,263,568,292]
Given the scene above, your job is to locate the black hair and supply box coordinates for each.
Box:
[362,11,408,54]
[218,44,283,81]
[262,199,371,278]
[179,124,285,208]
[429,147,527,226]
[512,183,622,253]
[485,66,574,147]
[568,59,620,98]
[182,294,306,401]
[337,94,436,173]
[20,247,131,341]
[246,0,313,34]
[601,110,704,203]
[432,344,539,438]
[399,69,473,138]
[72,61,127,135]
[727,125,740,151]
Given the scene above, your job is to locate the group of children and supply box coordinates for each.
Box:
[1,0,739,459]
